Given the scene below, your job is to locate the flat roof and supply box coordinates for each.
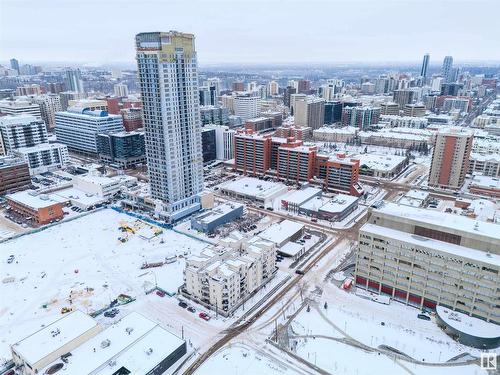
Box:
[436,306,500,339]
[361,223,500,267]
[15,142,67,153]
[41,312,185,375]
[319,194,358,213]
[193,202,244,224]
[12,310,99,365]
[259,219,304,245]
[470,175,500,189]
[283,187,322,205]
[220,177,287,200]
[355,153,407,172]
[7,190,68,209]
[279,241,304,256]
[374,202,500,240]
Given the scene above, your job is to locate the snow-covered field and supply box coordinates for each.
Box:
[195,343,298,375]
[0,208,208,363]
[289,283,494,374]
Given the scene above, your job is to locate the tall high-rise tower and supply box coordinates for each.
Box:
[135,31,203,220]
[428,127,473,190]
[442,56,453,82]
[65,68,84,93]
[420,53,430,80]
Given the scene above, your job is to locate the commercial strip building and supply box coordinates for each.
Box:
[191,202,245,233]
[0,156,31,195]
[296,193,359,221]
[97,130,145,168]
[6,190,67,225]
[468,175,500,198]
[428,127,474,190]
[55,108,124,155]
[219,177,288,207]
[11,311,186,375]
[182,237,276,316]
[13,142,69,175]
[355,202,500,327]
[356,153,409,178]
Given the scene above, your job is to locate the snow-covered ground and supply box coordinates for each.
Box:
[0,208,208,363]
[195,343,299,375]
[289,283,496,374]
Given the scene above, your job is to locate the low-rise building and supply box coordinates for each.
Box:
[313,126,357,142]
[6,190,67,225]
[468,175,500,198]
[0,156,31,195]
[97,130,145,168]
[258,219,304,247]
[396,189,430,208]
[191,202,245,233]
[299,193,359,221]
[72,173,124,198]
[39,312,186,375]
[469,152,500,177]
[219,177,288,206]
[280,187,322,213]
[11,310,101,375]
[356,153,409,178]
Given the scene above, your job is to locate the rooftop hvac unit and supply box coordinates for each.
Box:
[125,327,134,335]
[101,339,111,348]
[108,360,116,367]
[146,348,153,356]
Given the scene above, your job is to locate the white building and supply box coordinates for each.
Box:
[135,31,204,221]
[183,237,276,315]
[268,80,279,96]
[11,310,102,375]
[204,124,235,160]
[0,99,42,119]
[55,108,124,155]
[219,177,288,206]
[72,173,123,198]
[39,312,186,375]
[34,94,62,129]
[14,143,69,175]
[0,114,48,153]
[233,94,261,121]
[379,115,428,129]
[113,83,129,98]
[313,126,357,142]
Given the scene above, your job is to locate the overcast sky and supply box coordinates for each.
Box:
[1,0,499,65]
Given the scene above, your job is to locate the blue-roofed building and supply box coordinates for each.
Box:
[55,107,124,156]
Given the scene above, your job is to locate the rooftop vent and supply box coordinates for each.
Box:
[101,339,111,348]
[125,327,134,335]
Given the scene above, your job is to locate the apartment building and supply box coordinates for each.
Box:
[428,127,474,190]
[403,103,426,117]
[469,152,500,177]
[355,202,500,324]
[120,107,143,131]
[234,130,362,196]
[183,238,276,316]
[315,152,363,196]
[277,142,317,182]
[233,94,260,121]
[0,115,48,153]
[342,106,381,130]
[14,143,69,175]
[234,130,271,176]
[294,97,325,129]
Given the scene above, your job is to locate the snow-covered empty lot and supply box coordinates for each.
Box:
[0,208,208,363]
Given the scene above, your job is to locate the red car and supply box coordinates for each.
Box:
[199,312,211,321]
[156,290,165,297]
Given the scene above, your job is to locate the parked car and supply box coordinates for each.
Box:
[199,312,211,321]
[178,301,188,308]
[104,308,119,318]
[156,290,166,297]
[417,313,431,321]
[304,234,312,240]
[295,269,305,275]
[187,306,196,313]
[7,255,15,264]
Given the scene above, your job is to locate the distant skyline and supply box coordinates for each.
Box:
[1,0,500,65]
